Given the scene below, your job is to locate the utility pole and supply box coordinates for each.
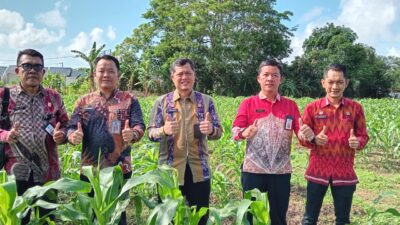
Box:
[60,62,66,94]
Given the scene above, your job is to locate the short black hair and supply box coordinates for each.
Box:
[94,54,120,71]
[17,49,44,66]
[324,63,347,78]
[170,58,195,74]
[258,59,283,75]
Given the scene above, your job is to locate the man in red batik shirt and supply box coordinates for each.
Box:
[298,63,369,225]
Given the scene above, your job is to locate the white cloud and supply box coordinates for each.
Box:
[107,25,116,40]
[8,23,65,48]
[387,47,400,57]
[337,0,398,44]
[58,27,107,55]
[301,7,324,22]
[0,9,24,32]
[36,1,67,28]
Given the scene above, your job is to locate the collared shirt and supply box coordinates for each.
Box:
[301,97,369,186]
[232,92,301,174]
[68,90,145,174]
[0,85,69,183]
[148,90,222,185]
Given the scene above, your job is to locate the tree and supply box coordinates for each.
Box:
[289,23,393,98]
[71,42,106,91]
[115,0,294,96]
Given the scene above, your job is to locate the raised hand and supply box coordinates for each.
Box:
[7,122,20,144]
[200,112,214,135]
[348,129,359,150]
[241,119,258,139]
[53,122,66,144]
[163,113,179,135]
[315,125,328,146]
[68,122,83,145]
[298,118,315,141]
[122,119,138,143]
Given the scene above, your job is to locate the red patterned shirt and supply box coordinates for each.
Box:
[0,85,69,183]
[232,93,301,174]
[301,97,369,186]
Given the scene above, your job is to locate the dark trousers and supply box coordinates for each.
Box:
[302,181,356,225]
[241,172,291,225]
[16,172,56,225]
[179,163,211,225]
[80,171,131,225]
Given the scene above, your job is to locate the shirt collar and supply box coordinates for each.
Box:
[16,83,45,97]
[323,97,345,107]
[173,89,196,103]
[96,89,119,100]
[258,92,281,102]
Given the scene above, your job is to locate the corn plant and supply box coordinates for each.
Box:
[0,172,27,225]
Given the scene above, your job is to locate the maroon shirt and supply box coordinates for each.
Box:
[301,97,369,186]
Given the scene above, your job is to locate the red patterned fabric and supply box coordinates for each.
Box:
[301,97,369,186]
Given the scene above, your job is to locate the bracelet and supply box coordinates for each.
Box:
[162,126,167,135]
[209,126,215,136]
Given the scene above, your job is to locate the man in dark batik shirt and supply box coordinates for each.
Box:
[67,55,145,225]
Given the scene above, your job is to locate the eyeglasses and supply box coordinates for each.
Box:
[18,63,44,72]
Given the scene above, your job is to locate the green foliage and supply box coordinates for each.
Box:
[43,72,66,95]
[289,23,393,98]
[115,0,294,96]
[71,42,106,92]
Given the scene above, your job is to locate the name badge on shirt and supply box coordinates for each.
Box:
[111,119,121,134]
[43,123,55,136]
[284,115,293,130]
[255,109,265,113]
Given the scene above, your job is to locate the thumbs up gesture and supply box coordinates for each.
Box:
[7,122,20,144]
[241,119,259,139]
[163,113,179,135]
[68,122,84,145]
[122,119,138,143]
[315,125,328,146]
[348,129,359,150]
[53,122,66,144]
[200,112,214,135]
[298,118,315,141]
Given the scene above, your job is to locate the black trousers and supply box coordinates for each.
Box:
[16,172,56,225]
[241,172,291,225]
[80,171,131,225]
[179,163,211,225]
[302,180,356,225]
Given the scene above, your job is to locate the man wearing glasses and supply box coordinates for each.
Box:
[0,49,69,224]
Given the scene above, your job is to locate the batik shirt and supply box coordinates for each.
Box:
[148,90,222,185]
[68,90,145,174]
[0,85,69,183]
[232,93,301,174]
[301,97,369,186]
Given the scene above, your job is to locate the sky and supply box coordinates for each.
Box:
[0,0,399,68]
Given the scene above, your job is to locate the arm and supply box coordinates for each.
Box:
[353,104,369,150]
[148,96,166,142]
[53,95,69,145]
[206,98,222,140]
[232,98,250,141]
[298,103,316,148]
[67,98,84,145]
[126,96,145,143]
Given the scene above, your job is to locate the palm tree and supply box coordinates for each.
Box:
[71,42,106,91]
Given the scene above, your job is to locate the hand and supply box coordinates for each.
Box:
[53,122,66,144]
[298,118,315,141]
[163,114,179,136]
[7,122,20,144]
[200,112,213,135]
[241,119,258,139]
[68,122,83,145]
[122,120,138,143]
[348,129,359,150]
[315,125,328,146]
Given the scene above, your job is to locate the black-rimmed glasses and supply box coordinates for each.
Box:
[18,63,44,72]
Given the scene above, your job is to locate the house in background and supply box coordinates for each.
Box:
[1,65,85,85]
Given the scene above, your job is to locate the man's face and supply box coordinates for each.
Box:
[15,55,45,89]
[321,69,349,101]
[170,63,196,93]
[257,65,282,95]
[94,59,119,92]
